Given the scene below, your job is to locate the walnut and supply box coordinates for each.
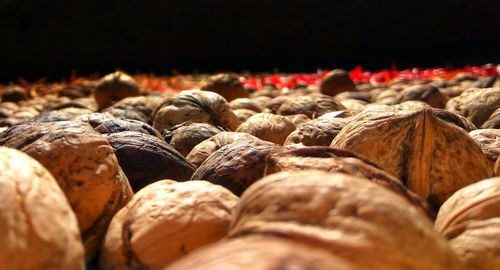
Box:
[435,177,500,270]
[186,132,264,167]
[191,140,282,195]
[110,95,165,119]
[446,87,500,127]
[276,94,346,118]
[152,90,239,131]
[236,113,298,145]
[331,105,492,208]
[100,180,238,270]
[338,99,367,114]
[229,98,264,112]
[165,236,355,270]
[94,71,140,109]
[0,147,85,270]
[397,85,448,108]
[229,170,462,270]
[481,108,500,129]
[469,129,500,165]
[284,115,349,147]
[1,85,30,103]
[233,109,258,123]
[94,118,163,139]
[163,122,223,156]
[200,73,249,101]
[0,121,133,260]
[319,69,356,96]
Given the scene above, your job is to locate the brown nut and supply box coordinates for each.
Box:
[229,98,264,112]
[397,85,448,108]
[446,87,500,127]
[435,177,500,270]
[276,94,347,119]
[100,180,238,270]
[319,69,356,96]
[482,108,500,129]
[163,122,223,157]
[284,115,349,147]
[331,105,492,208]
[230,170,462,270]
[469,129,500,165]
[94,71,141,109]
[236,113,297,145]
[232,108,258,123]
[200,73,249,101]
[0,147,85,270]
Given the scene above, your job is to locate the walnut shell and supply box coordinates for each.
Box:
[469,129,500,165]
[105,131,195,191]
[229,170,462,270]
[276,94,347,118]
[191,140,282,195]
[0,147,85,270]
[435,177,500,270]
[101,107,148,123]
[331,106,492,208]
[100,180,238,270]
[186,131,264,167]
[338,98,367,114]
[200,73,249,101]
[319,69,356,96]
[233,108,258,123]
[236,113,297,145]
[446,87,500,127]
[163,122,223,156]
[229,98,264,112]
[397,85,448,108]
[110,95,164,119]
[94,71,140,109]
[264,147,432,217]
[1,85,30,103]
[94,118,163,139]
[152,90,239,131]
[481,108,500,129]
[165,236,355,270]
[284,115,348,147]
[0,121,133,260]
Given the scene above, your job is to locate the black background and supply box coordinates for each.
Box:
[0,0,499,83]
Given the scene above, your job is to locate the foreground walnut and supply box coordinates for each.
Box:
[236,113,297,145]
[163,122,223,156]
[200,73,249,101]
[230,170,462,270]
[469,129,500,165]
[100,180,238,270]
[165,236,355,270]
[319,69,356,96]
[152,90,239,131]
[0,121,133,260]
[191,140,282,195]
[0,147,85,270]
[186,132,264,167]
[331,106,492,208]
[446,87,500,127]
[276,94,346,118]
[94,71,141,109]
[435,177,500,270]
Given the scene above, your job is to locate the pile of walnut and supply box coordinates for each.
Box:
[0,70,499,270]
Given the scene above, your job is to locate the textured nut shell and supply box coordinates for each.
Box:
[186,131,264,167]
[111,95,164,119]
[276,94,347,118]
[320,69,356,96]
[152,90,239,131]
[236,113,297,145]
[105,131,195,191]
[94,118,163,139]
[264,147,432,218]
[397,85,448,108]
[94,71,140,109]
[233,108,258,123]
[331,106,492,207]
[100,180,238,270]
[0,121,133,260]
[339,99,367,114]
[230,170,462,270]
[469,129,500,164]
[481,108,500,128]
[101,107,148,123]
[0,147,85,270]
[163,122,223,157]
[284,116,348,146]
[446,87,500,127]
[435,177,500,270]
[165,236,355,270]
[200,73,249,101]
[191,140,282,195]
[229,98,263,112]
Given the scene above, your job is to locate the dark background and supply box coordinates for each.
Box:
[0,0,499,83]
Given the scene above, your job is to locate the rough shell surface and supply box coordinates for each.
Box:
[110,95,164,119]
[236,113,297,145]
[446,87,500,127]
[276,94,347,118]
[94,118,163,139]
[163,122,223,157]
[100,180,238,270]
[469,129,500,164]
[397,85,448,108]
[284,115,349,147]
[481,108,500,129]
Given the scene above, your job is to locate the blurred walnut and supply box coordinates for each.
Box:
[101,180,238,270]
[163,122,223,156]
[320,69,356,96]
[1,85,30,103]
[229,98,264,112]
[446,87,500,127]
[200,73,249,101]
[397,85,448,108]
[482,108,500,129]
[110,95,165,120]
[339,98,367,114]
[236,113,297,145]
[276,94,347,118]
[230,170,462,270]
[331,105,492,208]
[284,115,349,147]
[436,177,500,270]
[94,71,141,109]
[233,108,257,123]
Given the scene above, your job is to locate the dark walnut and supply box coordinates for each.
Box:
[165,236,355,270]
[163,122,223,156]
[236,113,298,145]
[200,73,249,101]
[152,90,239,131]
[229,170,462,270]
[435,177,500,270]
[229,98,264,112]
[100,180,238,270]
[446,87,500,127]
[319,69,357,96]
[284,114,349,147]
[331,105,492,208]
[0,121,133,260]
[94,71,141,109]
[94,118,163,139]
[0,147,85,270]
[105,131,195,191]
[397,85,448,108]
[191,140,282,196]
[482,108,500,129]
[1,85,30,103]
[276,94,347,118]
[469,129,500,166]
[186,132,264,167]
[264,147,432,218]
